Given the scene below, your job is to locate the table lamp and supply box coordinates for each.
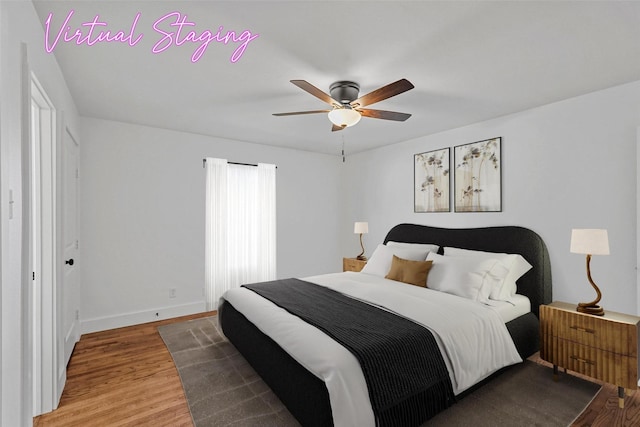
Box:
[570,228,609,316]
[354,222,369,260]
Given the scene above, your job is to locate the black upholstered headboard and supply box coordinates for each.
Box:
[383,224,552,317]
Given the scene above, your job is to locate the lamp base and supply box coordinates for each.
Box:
[577,303,605,316]
[356,255,367,261]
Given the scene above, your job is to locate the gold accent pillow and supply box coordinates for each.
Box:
[385,255,433,287]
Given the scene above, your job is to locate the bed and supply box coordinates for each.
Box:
[219,223,552,426]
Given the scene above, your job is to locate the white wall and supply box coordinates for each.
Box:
[1,1,80,425]
[343,81,640,315]
[79,117,343,333]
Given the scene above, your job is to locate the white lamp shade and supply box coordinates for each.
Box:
[354,222,368,234]
[328,108,361,127]
[570,229,610,255]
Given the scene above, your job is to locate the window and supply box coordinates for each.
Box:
[204,158,276,310]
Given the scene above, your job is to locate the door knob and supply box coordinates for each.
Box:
[65,259,74,266]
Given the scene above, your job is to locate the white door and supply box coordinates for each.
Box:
[30,77,81,413]
[61,126,80,371]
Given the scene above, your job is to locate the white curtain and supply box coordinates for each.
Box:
[205,159,276,310]
[257,163,277,280]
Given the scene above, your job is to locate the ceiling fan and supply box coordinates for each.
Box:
[273,78,414,132]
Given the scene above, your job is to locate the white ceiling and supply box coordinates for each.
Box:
[32,1,640,155]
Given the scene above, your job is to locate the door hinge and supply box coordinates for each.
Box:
[75,240,79,249]
[32,271,35,280]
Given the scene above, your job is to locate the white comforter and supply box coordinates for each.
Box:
[220,272,522,427]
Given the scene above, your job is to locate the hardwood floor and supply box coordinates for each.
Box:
[572,383,640,426]
[34,312,214,427]
[35,313,640,426]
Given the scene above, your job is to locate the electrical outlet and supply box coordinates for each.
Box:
[169,288,177,298]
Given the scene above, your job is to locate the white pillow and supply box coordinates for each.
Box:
[426,253,504,303]
[386,241,439,254]
[361,244,431,277]
[443,247,533,301]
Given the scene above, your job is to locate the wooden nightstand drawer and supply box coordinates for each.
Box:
[343,257,367,272]
[546,337,637,389]
[541,303,638,356]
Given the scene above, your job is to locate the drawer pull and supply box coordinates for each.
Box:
[570,325,595,334]
[570,355,595,365]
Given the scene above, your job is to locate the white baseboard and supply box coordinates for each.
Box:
[80,301,207,334]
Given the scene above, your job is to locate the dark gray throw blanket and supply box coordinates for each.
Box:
[243,278,455,427]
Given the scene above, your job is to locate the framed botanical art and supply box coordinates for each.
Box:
[454,137,501,212]
[414,148,450,212]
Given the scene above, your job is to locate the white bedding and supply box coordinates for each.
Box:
[221,272,523,427]
[488,293,531,323]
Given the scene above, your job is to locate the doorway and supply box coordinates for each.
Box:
[30,73,58,416]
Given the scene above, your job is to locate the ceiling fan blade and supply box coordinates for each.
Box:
[331,124,346,132]
[272,110,330,116]
[351,78,414,108]
[290,80,341,106]
[358,108,412,121]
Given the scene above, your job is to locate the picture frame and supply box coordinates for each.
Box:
[454,137,502,212]
[414,148,450,212]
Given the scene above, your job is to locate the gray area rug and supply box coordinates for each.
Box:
[158,316,600,427]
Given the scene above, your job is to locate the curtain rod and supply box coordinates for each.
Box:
[202,159,277,168]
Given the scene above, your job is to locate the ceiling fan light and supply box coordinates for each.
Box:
[328,108,361,127]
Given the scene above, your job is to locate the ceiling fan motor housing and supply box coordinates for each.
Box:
[330,81,360,104]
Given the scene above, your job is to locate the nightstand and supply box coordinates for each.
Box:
[540,301,640,408]
[343,257,367,272]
